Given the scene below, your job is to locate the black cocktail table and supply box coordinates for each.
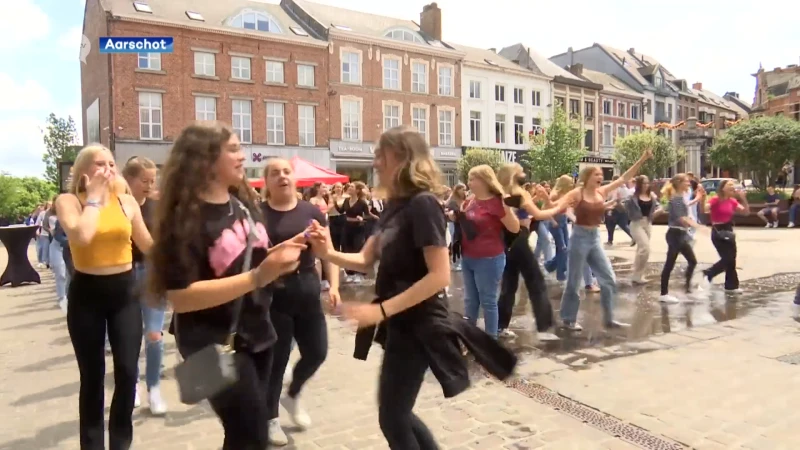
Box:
[0,225,41,287]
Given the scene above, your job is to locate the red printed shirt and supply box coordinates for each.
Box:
[460,196,506,258]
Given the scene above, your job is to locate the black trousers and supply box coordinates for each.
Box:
[329,215,346,252]
[605,209,632,243]
[498,227,553,332]
[266,271,328,419]
[378,326,440,450]
[201,347,273,450]
[660,228,697,295]
[704,224,739,290]
[343,223,366,275]
[67,271,141,450]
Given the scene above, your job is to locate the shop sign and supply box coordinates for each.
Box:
[330,140,374,157]
[580,156,615,165]
[432,147,460,161]
[461,147,528,164]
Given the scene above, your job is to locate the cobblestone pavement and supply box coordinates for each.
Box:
[2,225,800,449]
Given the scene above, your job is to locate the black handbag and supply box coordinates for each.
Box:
[713,226,735,241]
[173,198,257,405]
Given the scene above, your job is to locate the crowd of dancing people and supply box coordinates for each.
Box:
[30,118,800,450]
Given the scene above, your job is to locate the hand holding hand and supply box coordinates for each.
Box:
[255,241,306,287]
[305,220,331,258]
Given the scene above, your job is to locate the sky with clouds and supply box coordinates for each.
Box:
[2,0,798,177]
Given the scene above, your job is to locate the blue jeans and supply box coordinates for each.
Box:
[534,221,554,261]
[560,226,616,325]
[36,235,50,264]
[49,240,70,300]
[134,263,166,389]
[545,215,569,281]
[462,254,506,338]
[790,204,800,223]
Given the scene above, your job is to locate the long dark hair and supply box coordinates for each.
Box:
[148,121,258,298]
[634,175,651,197]
[309,182,329,203]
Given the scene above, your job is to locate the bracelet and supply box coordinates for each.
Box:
[379,303,388,320]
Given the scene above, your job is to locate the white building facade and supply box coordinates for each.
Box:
[455,45,552,165]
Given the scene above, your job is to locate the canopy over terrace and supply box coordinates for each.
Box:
[248,156,349,189]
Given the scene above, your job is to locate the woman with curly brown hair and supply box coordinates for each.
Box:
[148,121,306,449]
[306,126,516,449]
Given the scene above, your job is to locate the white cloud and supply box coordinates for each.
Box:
[0,0,50,50]
[0,107,82,177]
[0,74,52,112]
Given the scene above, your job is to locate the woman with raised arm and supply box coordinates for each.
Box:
[260,158,341,446]
[496,163,571,340]
[658,174,706,304]
[148,122,306,449]
[697,179,748,295]
[56,144,152,450]
[305,126,516,449]
[557,149,652,331]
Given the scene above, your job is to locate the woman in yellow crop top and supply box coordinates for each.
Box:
[55,144,152,450]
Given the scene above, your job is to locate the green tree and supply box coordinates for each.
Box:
[42,113,79,186]
[0,174,56,220]
[520,107,586,183]
[614,131,683,178]
[456,148,503,183]
[709,116,800,188]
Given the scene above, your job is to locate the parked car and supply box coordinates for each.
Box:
[700,178,744,194]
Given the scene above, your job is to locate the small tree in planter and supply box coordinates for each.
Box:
[520,107,586,183]
[614,131,683,179]
[456,148,504,183]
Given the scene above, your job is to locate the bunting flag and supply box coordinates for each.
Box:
[640,120,726,130]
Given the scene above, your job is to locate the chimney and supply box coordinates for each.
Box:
[488,48,496,53]
[567,46,574,66]
[628,47,635,55]
[569,63,584,76]
[419,3,442,41]
[692,82,703,91]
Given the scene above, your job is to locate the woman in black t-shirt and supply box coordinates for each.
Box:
[259,158,341,446]
[340,181,370,281]
[148,122,306,449]
[306,126,517,449]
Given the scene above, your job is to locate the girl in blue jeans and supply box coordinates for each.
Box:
[456,165,519,338]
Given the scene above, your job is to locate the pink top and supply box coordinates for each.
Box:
[461,196,506,258]
[708,197,739,224]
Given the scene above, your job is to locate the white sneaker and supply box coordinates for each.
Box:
[537,331,560,341]
[148,386,167,416]
[498,329,516,338]
[765,223,772,228]
[725,288,744,295]
[57,297,68,314]
[789,222,795,228]
[268,418,289,446]
[282,395,312,429]
[659,294,680,304]
[631,277,648,285]
[134,388,141,408]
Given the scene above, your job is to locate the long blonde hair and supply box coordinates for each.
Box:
[468,165,505,197]
[661,173,688,201]
[552,174,575,196]
[377,126,444,199]
[496,163,526,196]
[69,144,128,196]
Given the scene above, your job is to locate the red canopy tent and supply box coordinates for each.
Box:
[248,156,349,189]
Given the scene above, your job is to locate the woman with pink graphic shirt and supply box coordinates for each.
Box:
[149,122,305,449]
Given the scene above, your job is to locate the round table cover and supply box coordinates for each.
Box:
[0,225,41,287]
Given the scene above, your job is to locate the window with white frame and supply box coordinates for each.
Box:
[618,102,626,118]
[138,92,162,140]
[631,104,640,120]
[231,56,251,80]
[469,80,481,99]
[495,85,505,102]
[532,117,542,135]
[438,109,453,146]
[266,61,284,83]
[412,106,427,141]
[438,66,452,96]
[297,64,315,87]
[513,88,524,105]
[341,51,360,84]
[617,125,626,139]
[495,114,506,144]
[603,100,612,115]
[342,98,360,141]
[194,96,216,121]
[384,104,400,130]
[138,53,161,70]
[298,105,315,146]
[229,9,283,33]
[531,90,541,106]
[193,52,215,76]
[603,124,612,145]
[383,58,400,90]
[470,111,481,141]
[266,102,285,145]
[232,100,252,143]
[411,62,427,93]
[514,116,524,145]
[384,28,424,44]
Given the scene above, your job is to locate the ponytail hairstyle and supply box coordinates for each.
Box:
[661,174,687,202]
[468,165,505,197]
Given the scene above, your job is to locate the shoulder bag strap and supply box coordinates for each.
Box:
[224,198,257,348]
